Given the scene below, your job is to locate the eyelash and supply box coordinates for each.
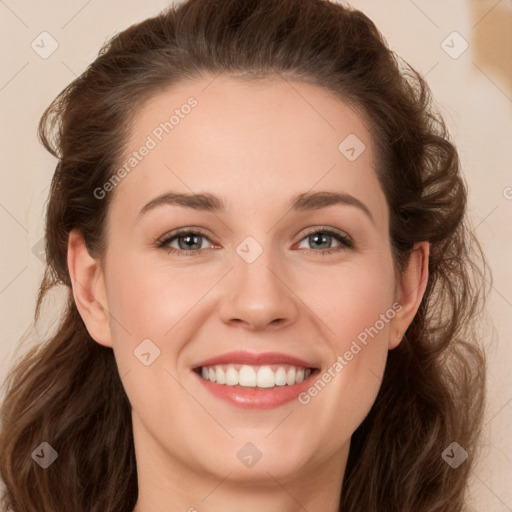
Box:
[156,227,353,257]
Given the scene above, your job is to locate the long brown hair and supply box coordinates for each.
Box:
[0,1,490,511]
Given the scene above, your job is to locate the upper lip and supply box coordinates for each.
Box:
[192,351,319,370]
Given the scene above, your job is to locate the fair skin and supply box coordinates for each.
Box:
[67,75,429,512]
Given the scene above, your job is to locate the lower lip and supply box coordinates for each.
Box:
[193,369,318,409]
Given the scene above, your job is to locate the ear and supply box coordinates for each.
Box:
[389,241,430,350]
[67,229,113,347]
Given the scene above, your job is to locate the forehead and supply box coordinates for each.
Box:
[109,74,388,231]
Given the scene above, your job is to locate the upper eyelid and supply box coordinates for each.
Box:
[157,227,213,244]
[158,226,353,248]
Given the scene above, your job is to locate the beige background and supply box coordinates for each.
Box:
[0,1,510,510]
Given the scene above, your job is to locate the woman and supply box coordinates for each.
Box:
[0,0,489,511]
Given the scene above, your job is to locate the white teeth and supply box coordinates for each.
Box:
[225,366,239,386]
[215,367,225,384]
[198,364,314,388]
[239,365,257,386]
[256,366,275,388]
[275,367,287,386]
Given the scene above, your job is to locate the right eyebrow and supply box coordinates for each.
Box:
[138,192,223,218]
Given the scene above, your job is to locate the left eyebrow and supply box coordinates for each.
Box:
[289,191,374,224]
[137,190,375,224]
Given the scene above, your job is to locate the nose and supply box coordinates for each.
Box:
[217,247,300,332]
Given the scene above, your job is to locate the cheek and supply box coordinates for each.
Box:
[298,254,396,344]
[104,253,219,340]
[295,256,395,434]
[102,255,221,422]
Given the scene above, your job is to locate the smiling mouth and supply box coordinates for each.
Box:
[194,363,318,389]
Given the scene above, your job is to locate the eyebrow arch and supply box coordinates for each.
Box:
[138,190,374,224]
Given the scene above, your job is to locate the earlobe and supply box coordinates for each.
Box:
[67,229,113,347]
[389,241,430,350]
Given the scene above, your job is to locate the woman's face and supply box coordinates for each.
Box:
[71,75,427,495]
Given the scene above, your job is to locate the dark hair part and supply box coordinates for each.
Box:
[0,1,489,511]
